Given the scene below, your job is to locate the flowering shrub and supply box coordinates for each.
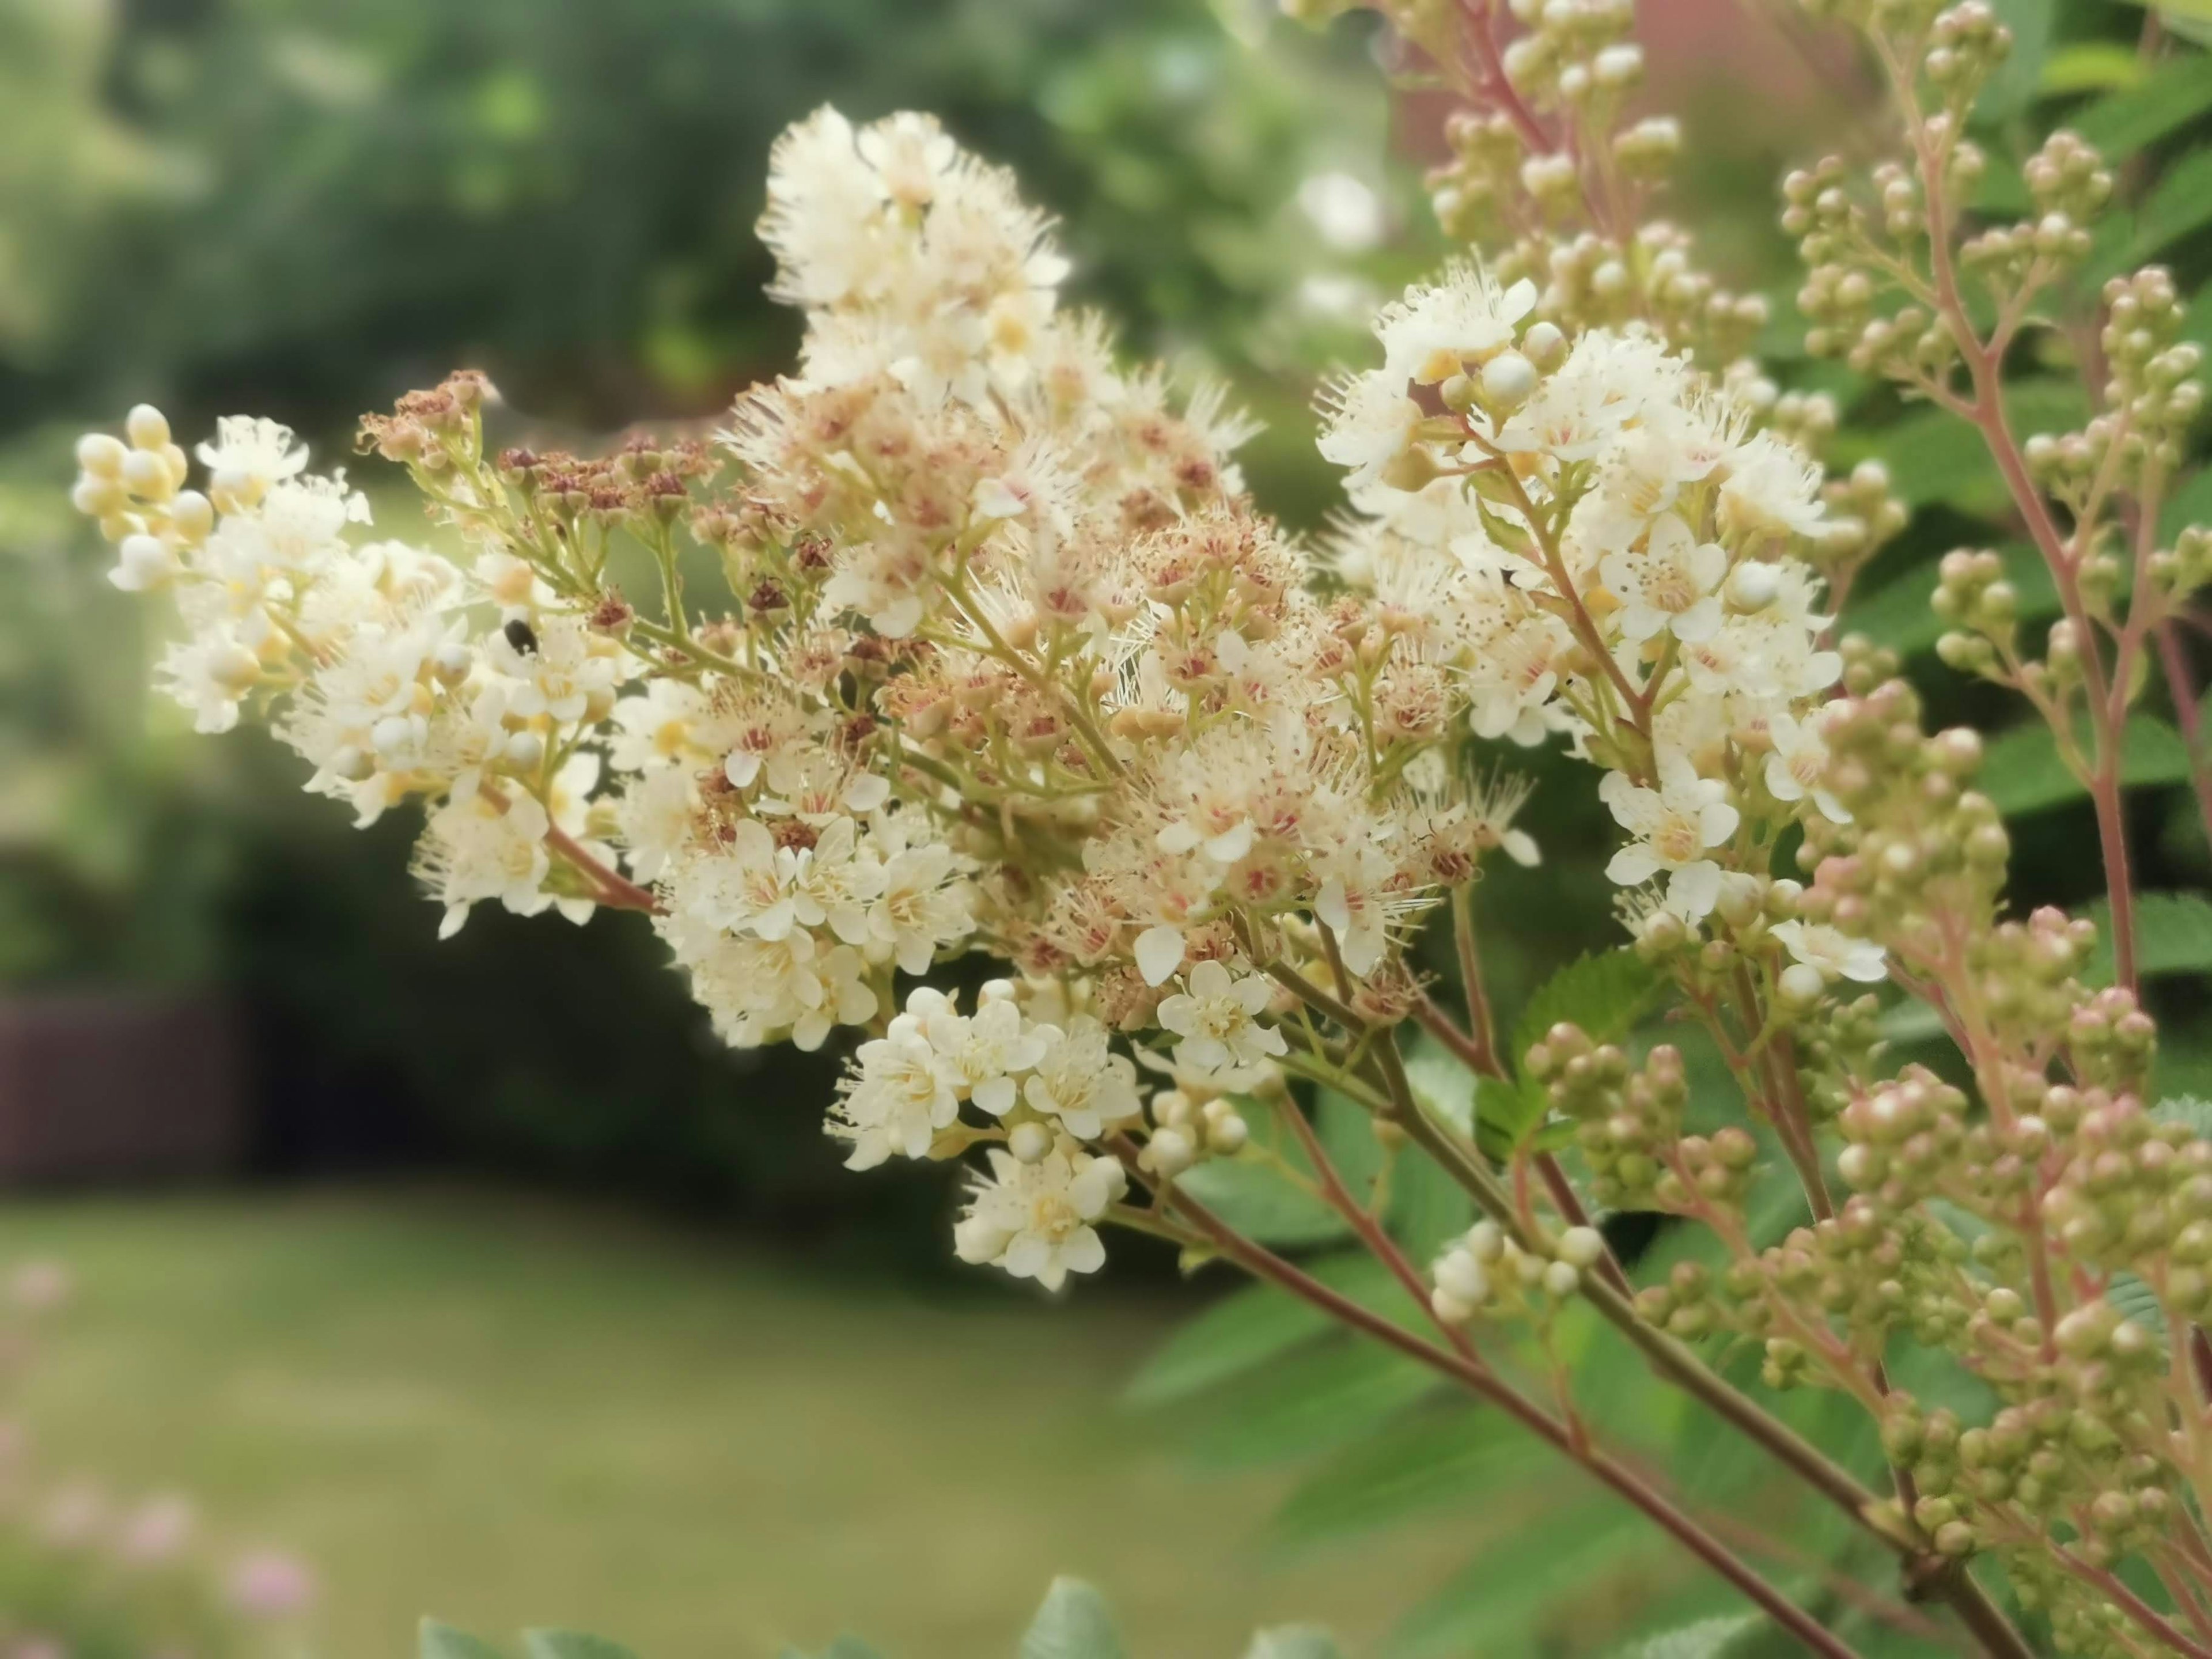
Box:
[62,0,2212,1653]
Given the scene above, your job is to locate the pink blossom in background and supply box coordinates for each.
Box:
[118,1494,196,1565]
[229,1550,317,1619]
[9,1262,73,1315]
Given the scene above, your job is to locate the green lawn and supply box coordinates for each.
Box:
[0,1187,1464,1659]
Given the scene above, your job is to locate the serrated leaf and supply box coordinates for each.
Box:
[1185,1339,1439,1468]
[1511,949,1661,1072]
[1611,1613,1766,1659]
[525,1634,638,1659]
[2107,1271,2169,1344]
[2154,1095,2212,1138]
[1020,1580,1125,1659]
[1268,1403,1537,1548]
[2074,47,2212,158]
[1123,1252,1396,1406]
[2081,890,2212,984]
[1243,1630,1349,1659]
[1840,543,2054,657]
[2137,146,2212,257]
[422,1624,507,1659]
[1974,715,2191,816]
[1476,950,1659,1156]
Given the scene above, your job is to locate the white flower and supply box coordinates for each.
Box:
[417,789,552,938]
[1317,370,1426,494]
[1599,753,1740,922]
[864,835,974,974]
[1718,431,1827,540]
[195,416,310,506]
[932,995,1052,1116]
[1600,513,1726,645]
[1374,264,1538,385]
[617,767,695,883]
[834,1029,959,1168]
[1312,838,1399,977]
[1772,921,1887,984]
[1022,1016,1141,1138]
[1763,711,1850,824]
[953,1142,1127,1291]
[1156,960,1287,1082]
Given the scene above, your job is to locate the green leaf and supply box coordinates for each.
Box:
[2107,1271,2169,1344]
[2137,146,2212,257]
[1386,1137,1473,1259]
[1242,1630,1349,1659]
[2040,42,2149,95]
[1391,1499,1647,1658]
[1400,1033,1475,1135]
[422,1624,508,1659]
[2162,464,2212,541]
[524,1634,638,1659]
[1176,1105,1347,1248]
[1610,1614,1766,1659]
[1510,949,1661,1071]
[1980,0,2053,119]
[1476,949,1658,1156]
[2082,891,2212,984]
[1184,1339,1439,1468]
[1123,1252,1397,1406]
[1268,1404,1537,1548]
[1843,381,2085,516]
[2074,47,2212,158]
[1840,543,2055,656]
[1020,1580,1126,1659]
[1974,715,2191,816]
[2154,1094,2212,1137]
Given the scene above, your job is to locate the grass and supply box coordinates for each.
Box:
[0,1186,1468,1659]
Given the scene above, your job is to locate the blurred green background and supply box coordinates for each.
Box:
[0,0,2207,1655]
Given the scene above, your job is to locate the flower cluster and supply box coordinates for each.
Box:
[73,18,2212,1653]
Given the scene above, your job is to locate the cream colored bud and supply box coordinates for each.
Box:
[71,475,124,518]
[1480,350,1539,408]
[431,642,474,685]
[1726,560,1782,611]
[211,643,262,692]
[1007,1122,1053,1164]
[75,433,127,478]
[125,404,171,452]
[1542,1260,1581,1298]
[1557,1226,1606,1269]
[1466,1219,1505,1263]
[115,534,174,589]
[170,490,214,543]
[503,730,545,770]
[1778,962,1825,1007]
[1434,1250,1490,1306]
[1593,43,1643,86]
[1145,1127,1196,1177]
[1522,320,1567,369]
[120,448,175,501]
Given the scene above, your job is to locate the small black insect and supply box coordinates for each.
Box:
[503,618,539,656]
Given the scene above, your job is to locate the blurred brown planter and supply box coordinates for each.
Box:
[0,993,247,1182]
